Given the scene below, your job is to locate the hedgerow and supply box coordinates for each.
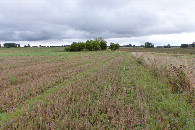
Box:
[65,38,107,52]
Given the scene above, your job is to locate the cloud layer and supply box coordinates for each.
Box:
[0,0,195,42]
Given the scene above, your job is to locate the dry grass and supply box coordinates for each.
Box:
[131,52,195,108]
[0,53,115,113]
[131,52,195,88]
[119,47,195,55]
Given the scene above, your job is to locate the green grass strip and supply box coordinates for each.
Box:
[124,53,194,129]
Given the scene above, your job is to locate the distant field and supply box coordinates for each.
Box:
[0,47,194,129]
[0,47,66,57]
[119,47,195,54]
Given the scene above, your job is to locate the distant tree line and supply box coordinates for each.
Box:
[123,42,195,48]
[164,44,171,48]
[24,44,31,47]
[3,43,20,48]
[123,42,155,48]
[180,43,195,48]
[65,38,120,52]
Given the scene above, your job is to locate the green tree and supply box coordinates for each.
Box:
[4,43,17,48]
[145,42,154,48]
[70,42,80,51]
[109,43,120,51]
[86,40,93,51]
[100,40,107,50]
[164,44,171,48]
[180,44,188,48]
[115,43,120,50]
[78,42,86,51]
[92,40,101,51]
[95,37,107,50]
[65,38,108,52]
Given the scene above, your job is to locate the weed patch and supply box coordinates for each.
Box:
[168,64,190,93]
[6,75,18,85]
[136,58,144,65]
[0,66,3,71]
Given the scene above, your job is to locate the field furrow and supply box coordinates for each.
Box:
[0,54,116,113]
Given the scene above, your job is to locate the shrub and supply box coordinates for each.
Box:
[68,42,80,52]
[136,58,144,65]
[93,38,107,50]
[4,43,17,48]
[109,43,120,51]
[65,39,107,52]
[86,40,93,51]
[77,42,86,51]
[168,64,190,93]
[94,38,107,50]
[145,42,154,48]
[100,41,107,50]
[64,46,71,51]
[180,44,189,48]
[92,40,101,51]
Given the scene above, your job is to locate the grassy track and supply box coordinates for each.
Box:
[0,48,194,129]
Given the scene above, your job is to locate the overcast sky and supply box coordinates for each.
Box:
[0,0,195,46]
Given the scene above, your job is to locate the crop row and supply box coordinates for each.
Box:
[1,53,143,129]
[0,53,116,114]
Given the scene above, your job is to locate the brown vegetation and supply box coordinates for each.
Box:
[0,48,194,129]
[131,52,194,88]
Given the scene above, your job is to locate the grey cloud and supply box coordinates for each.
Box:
[0,0,195,41]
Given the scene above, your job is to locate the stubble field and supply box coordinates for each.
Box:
[0,47,194,129]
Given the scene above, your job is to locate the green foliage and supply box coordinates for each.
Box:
[4,43,17,48]
[100,41,107,50]
[189,43,195,47]
[70,42,80,51]
[124,54,194,129]
[65,38,107,52]
[92,40,101,51]
[86,40,93,51]
[95,37,107,50]
[145,42,154,48]
[109,43,120,51]
[65,42,86,52]
[79,42,86,51]
[180,44,189,48]
[64,46,70,51]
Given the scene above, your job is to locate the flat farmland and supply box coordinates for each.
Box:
[0,47,194,129]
